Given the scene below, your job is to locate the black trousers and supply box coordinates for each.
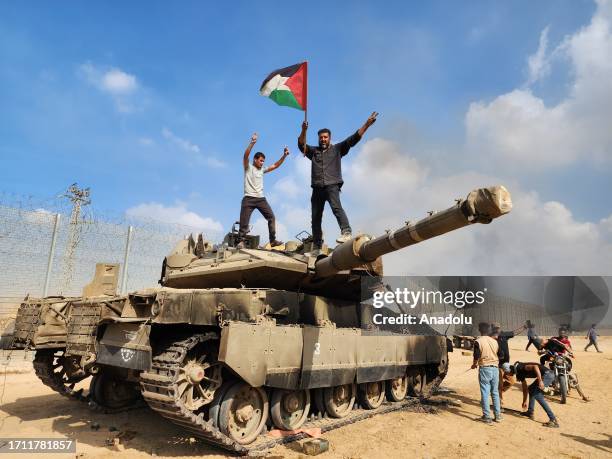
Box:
[239,196,276,241]
[311,184,351,246]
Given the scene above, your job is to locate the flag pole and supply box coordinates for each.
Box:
[303,60,308,123]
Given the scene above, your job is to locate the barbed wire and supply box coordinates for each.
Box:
[0,192,223,307]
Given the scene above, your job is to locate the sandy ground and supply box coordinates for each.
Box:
[0,336,610,458]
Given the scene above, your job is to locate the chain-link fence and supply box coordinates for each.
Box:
[0,204,222,316]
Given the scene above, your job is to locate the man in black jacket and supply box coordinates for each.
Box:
[298,112,378,249]
[491,323,527,404]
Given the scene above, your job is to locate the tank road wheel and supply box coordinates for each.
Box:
[358,381,385,409]
[385,376,409,402]
[90,373,141,410]
[323,383,356,418]
[207,380,235,428]
[218,382,269,445]
[33,349,86,398]
[271,389,311,430]
[176,355,222,412]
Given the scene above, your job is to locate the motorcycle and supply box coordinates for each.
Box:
[544,351,587,403]
[549,352,571,403]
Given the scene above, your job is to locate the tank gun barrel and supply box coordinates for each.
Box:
[314,185,512,278]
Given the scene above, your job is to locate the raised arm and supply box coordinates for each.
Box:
[298,121,308,154]
[243,132,258,170]
[336,111,380,157]
[357,111,379,137]
[513,324,528,335]
[265,147,290,173]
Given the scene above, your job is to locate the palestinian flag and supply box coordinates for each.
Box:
[260,62,307,111]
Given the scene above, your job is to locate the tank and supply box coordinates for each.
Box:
[8,185,511,454]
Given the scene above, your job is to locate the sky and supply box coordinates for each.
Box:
[1,0,611,275]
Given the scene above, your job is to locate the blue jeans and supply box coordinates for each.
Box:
[528,371,556,421]
[479,366,501,419]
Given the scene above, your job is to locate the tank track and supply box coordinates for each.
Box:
[140,334,437,456]
[32,350,88,402]
[32,349,144,414]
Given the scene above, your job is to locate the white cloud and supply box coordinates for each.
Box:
[162,127,201,154]
[339,139,612,275]
[79,62,138,95]
[527,26,551,84]
[125,201,223,234]
[601,214,612,235]
[79,62,139,112]
[466,1,612,166]
[251,133,612,275]
[101,69,137,94]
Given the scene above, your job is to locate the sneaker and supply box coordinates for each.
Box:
[494,415,503,423]
[520,411,534,420]
[336,232,353,244]
[597,350,603,353]
[543,419,559,428]
[477,416,492,424]
[269,240,284,247]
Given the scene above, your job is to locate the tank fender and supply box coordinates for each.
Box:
[97,323,152,371]
[219,321,303,388]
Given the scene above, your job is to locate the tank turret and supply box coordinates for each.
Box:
[160,185,512,298]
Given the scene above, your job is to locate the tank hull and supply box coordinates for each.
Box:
[9,287,448,453]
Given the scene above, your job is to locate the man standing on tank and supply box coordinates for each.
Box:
[238,132,288,248]
[298,112,379,249]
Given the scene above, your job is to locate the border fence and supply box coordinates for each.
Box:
[0,203,221,317]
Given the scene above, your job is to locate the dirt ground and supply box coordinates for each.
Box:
[1,336,610,458]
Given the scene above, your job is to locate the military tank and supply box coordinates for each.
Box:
[9,185,511,454]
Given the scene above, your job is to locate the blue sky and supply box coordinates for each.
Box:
[1,0,611,275]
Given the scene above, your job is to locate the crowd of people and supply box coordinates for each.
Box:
[471,322,602,428]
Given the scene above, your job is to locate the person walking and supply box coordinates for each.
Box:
[525,321,538,351]
[584,324,602,352]
[471,322,503,424]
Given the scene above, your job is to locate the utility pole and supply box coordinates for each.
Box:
[60,183,91,295]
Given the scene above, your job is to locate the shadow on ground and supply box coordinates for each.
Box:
[1,393,234,457]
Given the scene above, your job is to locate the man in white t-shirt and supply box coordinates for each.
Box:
[238,132,288,247]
